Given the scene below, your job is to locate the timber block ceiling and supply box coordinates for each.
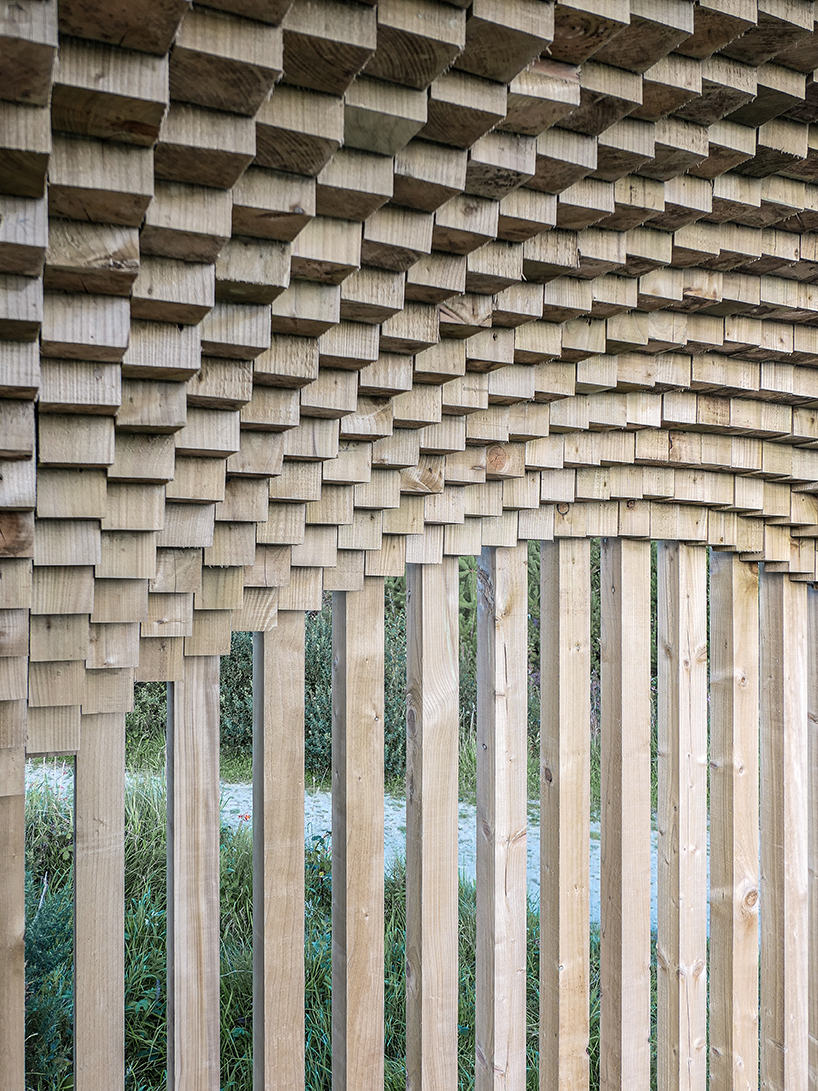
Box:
[4,0,818,740]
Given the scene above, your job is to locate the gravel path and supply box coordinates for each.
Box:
[224,783,660,928]
[28,762,666,928]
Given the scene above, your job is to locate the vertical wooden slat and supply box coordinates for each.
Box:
[332,577,385,1091]
[74,712,125,1091]
[709,552,759,1091]
[167,654,221,1091]
[599,537,651,1090]
[475,543,528,1091]
[808,587,818,1091]
[540,537,591,1091]
[0,744,25,1090]
[253,613,305,1091]
[656,541,708,1091]
[759,570,809,1091]
[405,558,459,1091]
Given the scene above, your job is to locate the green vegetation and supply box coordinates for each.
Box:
[24,775,659,1091]
[125,545,660,814]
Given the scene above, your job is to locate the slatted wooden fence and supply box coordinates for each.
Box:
[6,541,817,1089]
[4,0,818,1085]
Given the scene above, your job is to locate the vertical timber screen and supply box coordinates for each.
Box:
[10,540,818,1089]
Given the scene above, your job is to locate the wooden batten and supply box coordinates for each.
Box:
[8,4,818,1086]
[473,541,528,1089]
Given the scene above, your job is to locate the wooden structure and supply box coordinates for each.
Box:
[2,0,818,1085]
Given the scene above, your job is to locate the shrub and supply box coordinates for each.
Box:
[304,600,333,777]
[220,631,254,755]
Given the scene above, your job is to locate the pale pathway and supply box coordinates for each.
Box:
[27,762,666,928]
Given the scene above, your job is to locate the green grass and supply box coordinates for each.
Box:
[23,775,660,1091]
[125,546,661,820]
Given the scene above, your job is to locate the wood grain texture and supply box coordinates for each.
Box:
[599,537,651,1091]
[0,745,25,1091]
[760,569,809,1091]
[332,577,385,1091]
[476,543,528,1091]
[540,537,590,1091]
[405,558,459,1091]
[167,655,220,1091]
[709,552,759,1091]
[253,613,305,1091]
[656,541,708,1091]
[809,587,818,1091]
[74,712,125,1091]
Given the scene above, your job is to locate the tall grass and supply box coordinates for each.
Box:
[23,776,659,1090]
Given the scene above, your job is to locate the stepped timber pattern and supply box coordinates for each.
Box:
[2,0,818,1088]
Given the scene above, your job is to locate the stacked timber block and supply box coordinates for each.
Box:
[3,0,818,732]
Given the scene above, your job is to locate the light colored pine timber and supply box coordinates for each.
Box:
[40,291,129,361]
[362,0,464,90]
[45,221,139,296]
[0,195,46,275]
[759,568,809,1091]
[47,135,153,226]
[255,86,343,176]
[215,238,290,305]
[130,257,214,325]
[599,537,651,1091]
[453,0,552,84]
[343,77,426,157]
[170,6,282,116]
[0,745,24,1091]
[393,139,466,213]
[233,168,320,243]
[332,577,385,1091]
[167,654,221,1091]
[316,147,392,221]
[421,70,506,149]
[0,0,57,107]
[155,102,255,189]
[808,587,818,1091]
[74,712,125,1091]
[281,0,376,97]
[51,37,167,146]
[253,613,305,1091]
[708,551,759,1091]
[656,541,708,1091]
[141,182,231,264]
[0,272,42,339]
[405,557,459,1091]
[476,542,528,1091]
[56,0,190,55]
[540,537,590,1091]
[0,101,51,198]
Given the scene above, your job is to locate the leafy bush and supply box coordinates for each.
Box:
[220,631,254,755]
[304,601,333,778]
